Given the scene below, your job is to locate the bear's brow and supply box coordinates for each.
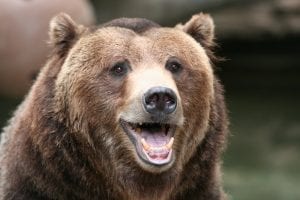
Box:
[100,18,160,34]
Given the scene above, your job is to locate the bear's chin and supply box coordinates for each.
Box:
[120,119,177,168]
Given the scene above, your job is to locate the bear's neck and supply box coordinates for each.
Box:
[115,167,180,200]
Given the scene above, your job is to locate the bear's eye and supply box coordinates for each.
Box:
[110,61,130,77]
[165,58,182,74]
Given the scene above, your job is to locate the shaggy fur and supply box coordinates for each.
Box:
[0,13,228,200]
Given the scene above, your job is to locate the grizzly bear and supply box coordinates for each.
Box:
[0,12,228,200]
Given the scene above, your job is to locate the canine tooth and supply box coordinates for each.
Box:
[139,122,142,126]
[165,137,174,149]
[141,138,150,151]
[136,127,142,134]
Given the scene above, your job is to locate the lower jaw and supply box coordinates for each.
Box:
[141,149,173,166]
[133,143,174,167]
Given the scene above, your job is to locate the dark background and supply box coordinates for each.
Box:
[1,0,299,199]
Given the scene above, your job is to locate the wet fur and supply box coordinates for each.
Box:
[0,13,228,200]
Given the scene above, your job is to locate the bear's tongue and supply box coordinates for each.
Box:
[140,130,173,162]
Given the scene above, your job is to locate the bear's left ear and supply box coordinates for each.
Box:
[176,13,215,49]
[49,13,86,56]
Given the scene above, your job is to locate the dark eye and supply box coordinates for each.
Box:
[110,61,130,77]
[165,58,182,74]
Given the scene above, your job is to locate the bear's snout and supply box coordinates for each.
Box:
[143,86,177,118]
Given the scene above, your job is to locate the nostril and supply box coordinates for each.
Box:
[146,93,159,105]
[143,87,177,115]
[164,94,175,105]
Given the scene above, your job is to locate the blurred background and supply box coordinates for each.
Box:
[0,0,299,199]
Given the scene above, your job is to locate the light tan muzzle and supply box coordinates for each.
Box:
[120,64,183,125]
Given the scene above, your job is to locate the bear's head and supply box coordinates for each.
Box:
[50,13,216,175]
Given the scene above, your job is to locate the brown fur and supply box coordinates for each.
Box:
[0,13,228,200]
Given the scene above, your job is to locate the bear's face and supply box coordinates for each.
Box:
[52,14,215,173]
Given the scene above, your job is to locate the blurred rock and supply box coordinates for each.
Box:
[0,0,95,97]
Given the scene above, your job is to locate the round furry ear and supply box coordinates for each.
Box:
[49,13,84,56]
[176,13,215,49]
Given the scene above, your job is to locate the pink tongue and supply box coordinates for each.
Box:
[141,131,169,147]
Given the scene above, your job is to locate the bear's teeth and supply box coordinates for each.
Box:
[141,137,174,152]
[165,137,174,150]
[136,127,142,134]
[141,138,150,151]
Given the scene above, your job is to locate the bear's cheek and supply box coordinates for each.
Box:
[70,72,127,125]
[176,68,213,131]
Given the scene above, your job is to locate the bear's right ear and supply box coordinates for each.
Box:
[49,13,85,56]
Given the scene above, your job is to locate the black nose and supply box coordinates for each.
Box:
[143,87,177,115]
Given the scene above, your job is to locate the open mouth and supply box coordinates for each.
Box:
[120,120,176,166]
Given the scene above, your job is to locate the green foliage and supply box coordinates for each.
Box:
[223,91,300,200]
